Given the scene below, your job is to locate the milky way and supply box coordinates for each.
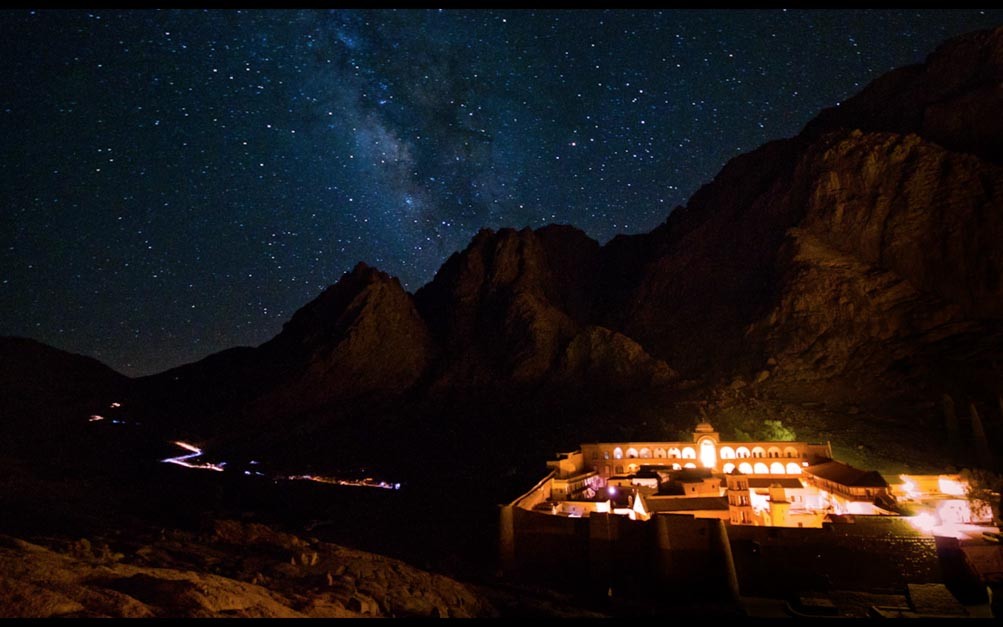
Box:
[2,9,1002,375]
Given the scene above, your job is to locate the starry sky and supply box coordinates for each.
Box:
[2,9,1003,376]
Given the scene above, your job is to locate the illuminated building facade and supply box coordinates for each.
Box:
[513,421,991,534]
[575,422,832,481]
[525,422,898,527]
[500,423,996,607]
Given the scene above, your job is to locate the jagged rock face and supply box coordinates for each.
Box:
[131,263,436,432]
[807,26,1003,163]
[413,225,674,390]
[743,127,1003,407]
[797,131,1003,321]
[250,263,436,416]
[607,29,1003,408]
[754,227,965,386]
[603,137,810,376]
[553,326,677,389]
[416,226,584,386]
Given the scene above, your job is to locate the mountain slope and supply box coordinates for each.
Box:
[7,27,1003,475]
[0,337,129,457]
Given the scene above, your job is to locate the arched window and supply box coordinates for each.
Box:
[752,447,766,458]
[786,462,802,475]
[754,462,769,475]
[654,447,666,458]
[770,462,785,475]
[682,447,696,459]
[723,462,736,474]
[668,447,681,458]
[768,447,782,458]
[603,450,610,460]
[684,462,697,469]
[784,447,798,458]
[738,462,753,474]
[613,447,623,460]
[700,439,717,469]
[736,447,751,459]
[639,447,651,458]
[626,447,639,458]
[672,463,682,470]
[719,446,736,459]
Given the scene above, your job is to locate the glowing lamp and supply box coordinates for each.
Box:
[937,476,966,496]
[898,475,919,499]
[909,512,937,533]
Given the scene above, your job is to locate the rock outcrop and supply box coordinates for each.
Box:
[249,262,436,418]
[0,520,495,618]
[582,29,1003,445]
[414,225,672,391]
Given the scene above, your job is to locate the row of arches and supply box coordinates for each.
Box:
[612,461,801,475]
[722,461,802,475]
[611,446,698,460]
[720,446,800,459]
[607,445,800,461]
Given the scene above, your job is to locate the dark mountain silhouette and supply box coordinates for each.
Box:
[0,337,129,458]
[4,26,1003,484]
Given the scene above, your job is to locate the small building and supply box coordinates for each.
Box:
[640,494,730,521]
[803,459,895,514]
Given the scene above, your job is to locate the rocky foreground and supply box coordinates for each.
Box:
[0,519,495,618]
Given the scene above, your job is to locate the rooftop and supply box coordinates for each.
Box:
[806,460,889,488]
[748,477,804,489]
[644,495,729,513]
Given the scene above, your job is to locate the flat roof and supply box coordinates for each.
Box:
[806,460,888,488]
[748,477,804,489]
[644,495,729,512]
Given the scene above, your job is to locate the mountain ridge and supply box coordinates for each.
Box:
[4,25,1003,475]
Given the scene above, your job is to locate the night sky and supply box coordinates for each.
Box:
[3,9,1003,376]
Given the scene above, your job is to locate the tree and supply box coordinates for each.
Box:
[960,468,1002,524]
[756,419,796,442]
[733,419,795,442]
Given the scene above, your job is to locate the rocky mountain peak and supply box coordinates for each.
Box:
[806,26,1003,162]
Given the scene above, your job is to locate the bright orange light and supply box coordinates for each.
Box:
[937,499,971,525]
[700,440,717,469]
[937,476,966,496]
[909,512,937,533]
[750,490,770,513]
[899,475,919,499]
[173,441,202,454]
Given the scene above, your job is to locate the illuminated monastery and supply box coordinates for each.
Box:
[500,421,996,609]
[511,422,978,529]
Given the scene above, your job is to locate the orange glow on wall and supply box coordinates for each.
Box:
[700,439,717,469]
[937,476,966,496]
